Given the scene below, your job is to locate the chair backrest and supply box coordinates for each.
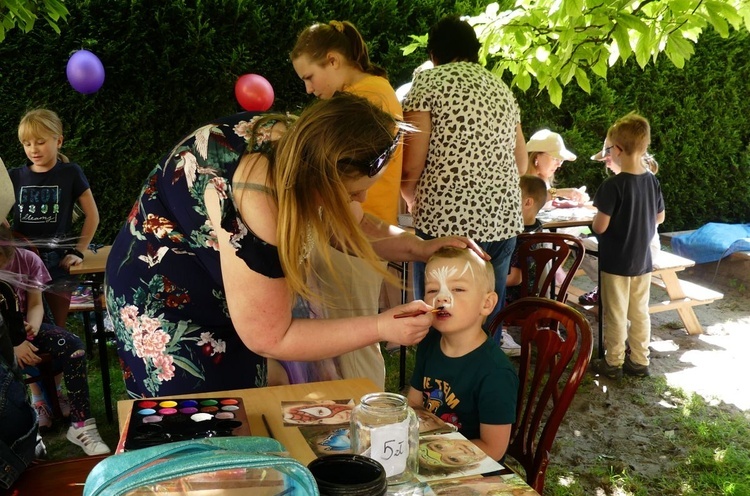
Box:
[489,297,593,494]
[515,232,585,303]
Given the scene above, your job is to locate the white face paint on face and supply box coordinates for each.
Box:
[427,261,475,310]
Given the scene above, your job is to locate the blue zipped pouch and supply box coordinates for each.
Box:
[83,436,319,495]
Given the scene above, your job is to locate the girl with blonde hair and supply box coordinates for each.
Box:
[10,109,100,327]
[290,20,404,387]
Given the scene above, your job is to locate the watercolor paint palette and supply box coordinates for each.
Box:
[123,397,251,451]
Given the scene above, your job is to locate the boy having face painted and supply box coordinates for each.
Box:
[407,247,519,462]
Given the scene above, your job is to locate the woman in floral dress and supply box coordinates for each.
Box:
[106,93,485,398]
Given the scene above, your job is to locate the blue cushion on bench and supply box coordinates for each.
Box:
[672,223,750,264]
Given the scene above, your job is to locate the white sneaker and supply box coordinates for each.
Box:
[66,418,111,456]
[501,330,521,357]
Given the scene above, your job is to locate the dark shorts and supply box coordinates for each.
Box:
[38,250,69,280]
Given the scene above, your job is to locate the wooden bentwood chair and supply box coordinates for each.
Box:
[489,297,593,494]
[514,232,585,303]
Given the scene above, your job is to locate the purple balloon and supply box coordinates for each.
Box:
[66,50,105,94]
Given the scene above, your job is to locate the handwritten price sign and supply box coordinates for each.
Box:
[370,418,410,477]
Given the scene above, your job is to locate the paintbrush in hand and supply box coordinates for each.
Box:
[394,306,444,319]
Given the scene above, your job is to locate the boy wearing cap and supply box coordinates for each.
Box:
[578,146,662,305]
[527,129,588,205]
[590,113,665,380]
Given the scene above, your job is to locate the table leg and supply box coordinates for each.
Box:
[597,257,604,359]
[658,271,704,335]
[399,262,409,390]
[90,281,113,423]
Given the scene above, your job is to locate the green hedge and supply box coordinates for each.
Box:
[1,0,748,244]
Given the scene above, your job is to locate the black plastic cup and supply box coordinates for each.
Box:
[308,454,387,496]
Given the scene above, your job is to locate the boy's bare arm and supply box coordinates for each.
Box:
[592,211,611,234]
[656,209,665,225]
[406,387,423,409]
[506,267,522,287]
[473,423,512,461]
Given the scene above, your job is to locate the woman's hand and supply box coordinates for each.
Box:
[61,253,83,270]
[416,236,490,262]
[559,187,589,205]
[14,340,40,367]
[375,301,435,345]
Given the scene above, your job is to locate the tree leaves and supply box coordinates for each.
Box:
[0,0,69,42]
[403,0,749,106]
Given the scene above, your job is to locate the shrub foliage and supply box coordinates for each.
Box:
[0,0,748,243]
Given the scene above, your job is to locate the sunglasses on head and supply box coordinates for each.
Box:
[367,129,403,177]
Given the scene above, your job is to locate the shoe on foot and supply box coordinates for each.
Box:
[591,358,623,380]
[500,330,521,357]
[57,391,71,418]
[66,419,111,456]
[34,401,53,431]
[623,356,651,377]
[579,287,599,305]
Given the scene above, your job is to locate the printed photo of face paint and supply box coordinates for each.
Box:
[124,397,251,451]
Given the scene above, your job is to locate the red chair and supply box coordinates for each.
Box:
[489,297,593,494]
[1,455,108,495]
[513,232,585,303]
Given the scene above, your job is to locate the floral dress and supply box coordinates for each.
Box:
[106,112,279,398]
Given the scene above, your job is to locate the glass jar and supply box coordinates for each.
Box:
[350,392,419,485]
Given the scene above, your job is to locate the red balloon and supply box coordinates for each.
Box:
[235,74,274,111]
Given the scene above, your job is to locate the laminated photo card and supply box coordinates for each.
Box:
[280,399,354,426]
[415,432,504,483]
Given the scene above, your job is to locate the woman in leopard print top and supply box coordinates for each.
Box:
[402,14,527,329]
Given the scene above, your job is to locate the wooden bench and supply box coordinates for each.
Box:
[568,250,724,335]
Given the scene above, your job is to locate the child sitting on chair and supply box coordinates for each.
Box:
[408,247,518,462]
[0,226,110,455]
[506,175,548,301]
[499,175,548,356]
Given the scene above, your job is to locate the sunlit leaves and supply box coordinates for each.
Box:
[0,0,69,42]
[403,0,749,106]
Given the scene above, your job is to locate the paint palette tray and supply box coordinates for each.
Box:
[123,397,251,451]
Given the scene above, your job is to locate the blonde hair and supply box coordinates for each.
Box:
[17,109,69,163]
[290,20,386,78]
[528,151,556,186]
[607,112,650,156]
[642,153,659,174]
[270,93,400,301]
[426,246,495,292]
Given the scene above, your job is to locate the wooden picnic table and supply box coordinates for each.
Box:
[568,250,724,336]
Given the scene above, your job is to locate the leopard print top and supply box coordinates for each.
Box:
[403,62,523,242]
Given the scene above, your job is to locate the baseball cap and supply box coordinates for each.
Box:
[526,129,577,161]
[591,148,606,161]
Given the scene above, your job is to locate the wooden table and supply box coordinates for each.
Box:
[537,205,596,231]
[117,379,540,495]
[118,378,379,465]
[69,245,113,422]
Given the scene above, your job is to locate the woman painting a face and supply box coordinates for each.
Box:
[105,92,487,398]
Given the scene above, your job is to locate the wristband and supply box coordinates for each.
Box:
[66,248,85,259]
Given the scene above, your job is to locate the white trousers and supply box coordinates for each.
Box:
[600,271,652,367]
